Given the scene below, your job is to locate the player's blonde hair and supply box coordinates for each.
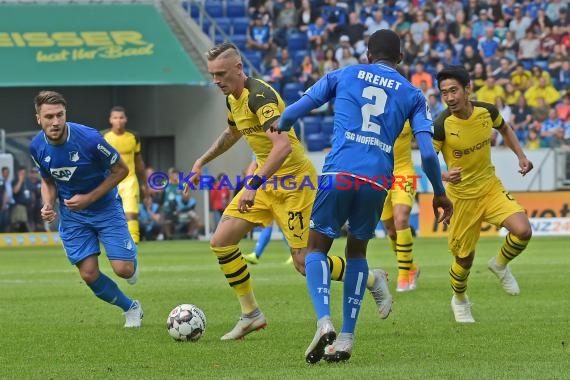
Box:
[206,42,241,62]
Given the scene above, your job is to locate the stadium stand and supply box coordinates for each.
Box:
[185,0,570,152]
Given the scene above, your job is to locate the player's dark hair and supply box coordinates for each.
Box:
[34,91,67,112]
[110,106,127,116]
[367,29,401,64]
[436,65,471,90]
[206,42,240,61]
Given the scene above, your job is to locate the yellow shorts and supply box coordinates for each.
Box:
[447,179,525,258]
[223,164,317,249]
[118,176,140,214]
[380,178,417,221]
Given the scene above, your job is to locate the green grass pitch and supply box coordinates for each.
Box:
[1,236,569,379]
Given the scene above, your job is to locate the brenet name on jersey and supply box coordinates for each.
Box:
[304,63,433,182]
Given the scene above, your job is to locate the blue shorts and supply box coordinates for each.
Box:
[59,198,137,265]
[311,175,388,240]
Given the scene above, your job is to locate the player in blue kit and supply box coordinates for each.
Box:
[276,29,453,363]
[29,91,143,328]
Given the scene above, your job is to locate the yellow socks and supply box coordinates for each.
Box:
[395,228,414,281]
[496,232,529,267]
[212,245,257,314]
[449,261,470,302]
[127,219,140,244]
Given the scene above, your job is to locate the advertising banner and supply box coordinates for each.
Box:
[0,232,61,247]
[418,191,570,237]
[0,4,204,86]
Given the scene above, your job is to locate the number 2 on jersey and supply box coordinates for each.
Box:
[361,86,387,135]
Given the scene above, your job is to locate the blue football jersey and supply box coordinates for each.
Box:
[305,63,433,181]
[29,122,121,211]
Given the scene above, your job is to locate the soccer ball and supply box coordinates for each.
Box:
[166,304,207,342]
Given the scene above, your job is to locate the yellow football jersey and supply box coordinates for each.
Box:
[393,120,415,176]
[433,101,504,199]
[227,77,311,176]
[102,129,140,182]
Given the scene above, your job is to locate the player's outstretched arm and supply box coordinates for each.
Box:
[416,131,453,224]
[187,126,242,190]
[275,94,320,132]
[64,158,128,211]
[196,126,242,167]
[498,124,534,176]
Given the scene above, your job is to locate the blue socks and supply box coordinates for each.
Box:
[305,252,331,320]
[87,272,133,312]
[254,225,273,258]
[342,258,368,334]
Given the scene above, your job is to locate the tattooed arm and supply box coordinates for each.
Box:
[186,126,242,188]
[196,126,242,167]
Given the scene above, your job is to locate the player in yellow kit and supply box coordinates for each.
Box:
[186,43,392,341]
[102,106,148,245]
[434,66,533,323]
[380,121,420,292]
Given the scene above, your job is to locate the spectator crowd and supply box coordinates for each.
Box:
[236,0,570,148]
[0,164,207,241]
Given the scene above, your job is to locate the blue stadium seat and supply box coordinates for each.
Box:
[534,60,549,70]
[232,17,250,35]
[181,1,199,18]
[269,81,282,94]
[303,122,321,138]
[303,116,322,139]
[303,115,323,126]
[227,0,247,17]
[242,50,262,71]
[282,82,304,105]
[321,116,334,135]
[205,1,224,18]
[214,35,227,45]
[287,33,308,53]
[293,50,308,67]
[213,17,232,35]
[305,133,328,152]
[201,19,211,35]
[231,34,247,50]
[521,60,535,70]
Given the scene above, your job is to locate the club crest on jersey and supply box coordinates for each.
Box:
[44,156,51,163]
[261,105,274,119]
[124,239,134,250]
[97,144,111,157]
[69,151,80,162]
[50,166,77,181]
